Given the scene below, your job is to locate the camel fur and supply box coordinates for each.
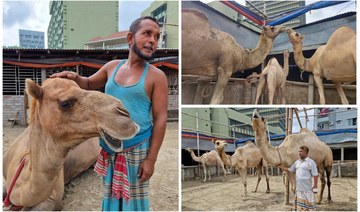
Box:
[213,140,270,200]
[247,50,290,104]
[251,109,333,204]
[286,26,356,104]
[182,9,285,104]
[3,78,139,210]
[185,148,227,182]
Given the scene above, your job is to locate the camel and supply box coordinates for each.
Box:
[185,148,227,182]
[247,50,290,104]
[213,140,270,200]
[286,26,356,104]
[251,109,333,204]
[3,78,139,210]
[182,9,285,104]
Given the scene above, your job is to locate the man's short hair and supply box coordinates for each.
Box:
[129,16,160,34]
[299,145,309,154]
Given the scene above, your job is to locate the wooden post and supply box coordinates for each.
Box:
[308,75,314,104]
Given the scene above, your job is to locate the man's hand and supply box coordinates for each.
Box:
[138,158,156,183]
[50,71,78,80]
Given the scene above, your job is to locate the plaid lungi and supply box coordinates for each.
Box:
[295,191,316,211]
[95,139,150,211]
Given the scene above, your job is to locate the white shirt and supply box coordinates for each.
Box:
[288,157,318,192]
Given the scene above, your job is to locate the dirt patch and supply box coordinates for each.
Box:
[3,122,179,211]
[182,174,357,211]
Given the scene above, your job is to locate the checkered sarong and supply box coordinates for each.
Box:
[295,191,316,211]
[94,138,150,211]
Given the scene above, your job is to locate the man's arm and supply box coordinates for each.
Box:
[138,70,168,183]
[50,60,119,90]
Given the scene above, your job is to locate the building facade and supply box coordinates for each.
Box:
[182,108,285,140]
[246,1,306,28]
[19,29,45,49]
[141,1,179,48]
[316,108,357,130]
[48,1,118,49]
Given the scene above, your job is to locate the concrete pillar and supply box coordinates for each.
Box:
[308,75,314,104]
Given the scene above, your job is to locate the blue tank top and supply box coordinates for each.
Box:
[99,60,153,153]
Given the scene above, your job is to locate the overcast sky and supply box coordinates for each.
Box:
[2,0,356,47]
[2,0,153,47]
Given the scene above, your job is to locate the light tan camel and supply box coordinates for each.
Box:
[3,78,139,210]
[248,50,290,104]
[182,9,285,104]
[185,148,227,182]
[286,26,356,104]
[251,109,333,204]
[213,140,270,200]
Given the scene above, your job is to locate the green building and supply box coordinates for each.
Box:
[48,1,118,49]
[182,108,285,140]
[141,1,179,48]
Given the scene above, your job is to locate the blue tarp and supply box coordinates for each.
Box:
[267,1,349,26]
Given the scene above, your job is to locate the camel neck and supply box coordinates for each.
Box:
[10,122,68,207]
[254,130,281,166]
[190,150,201,163]
[247,34,273,69]
[283,54,289,76]
[218,149,231,167]
[293,43,311,72]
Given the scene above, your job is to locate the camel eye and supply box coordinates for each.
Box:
[58,98,76,111]
[295,33,299,37]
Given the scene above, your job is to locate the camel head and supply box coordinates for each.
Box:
[286,28,304,45]
[262,25,286,39]
[185,148,193,153]
[251,109,267,133]
[26,78,139,149]
[213,140,227,151]
[283,49,290,58]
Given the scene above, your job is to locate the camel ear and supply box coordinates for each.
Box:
[212,139,215,144]
[26,79,43,100]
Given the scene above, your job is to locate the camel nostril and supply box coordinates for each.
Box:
[116,107,130,117]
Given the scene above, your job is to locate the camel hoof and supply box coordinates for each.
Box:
[266,190,270,194]
[328,199,333,204]
[251,190,256,193]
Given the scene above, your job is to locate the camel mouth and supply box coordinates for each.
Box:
[252,109,260,119]
[99,128,124,152]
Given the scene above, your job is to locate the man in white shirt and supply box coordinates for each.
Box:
[280,146,318,211]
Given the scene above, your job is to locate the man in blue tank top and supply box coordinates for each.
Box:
[51,16,168,211]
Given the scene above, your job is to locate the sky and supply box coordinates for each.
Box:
[2,0,153,47]
[2,0,357,47]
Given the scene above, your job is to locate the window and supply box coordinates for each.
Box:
[347,118,357,126]
[336,120,341,125]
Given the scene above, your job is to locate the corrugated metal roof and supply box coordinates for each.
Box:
[86,30,129,43]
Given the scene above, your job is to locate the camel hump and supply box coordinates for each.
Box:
[267,57,279,66]
[182,9,208,22]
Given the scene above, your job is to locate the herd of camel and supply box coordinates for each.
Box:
[185,110,333,205]
[182,9,356,104]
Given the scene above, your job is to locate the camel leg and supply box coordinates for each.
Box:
[240,167,247,201]
[317,167,325,204]
[202,164,207,182]
[326,166,333,203]
[313,75,326,104]
[210,67,232,104]
[255,76,266,104]
[252,165,262,193]
[267,80,276,105]
[263,162,270,193]
[279,84,286,104]
[334,81,349,104]
[217,158,227,182]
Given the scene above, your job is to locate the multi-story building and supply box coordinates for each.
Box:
[246,1,306,28]
[141,1,178,48]
[316,108,357,130]
[182,108,285,140]
[19,29,45,49]
[48,1,118,49]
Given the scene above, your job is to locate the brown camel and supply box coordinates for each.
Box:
[213,140,270,200]
[286,26,356,104]
[185,148,227,182]
[182,9,285,104]
[3,78,139,210]
[251,109,333,204]
[248,50,290,104]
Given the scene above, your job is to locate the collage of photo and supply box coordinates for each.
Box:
[2,0,357,211]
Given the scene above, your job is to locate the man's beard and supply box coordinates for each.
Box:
[132,40,154,61]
